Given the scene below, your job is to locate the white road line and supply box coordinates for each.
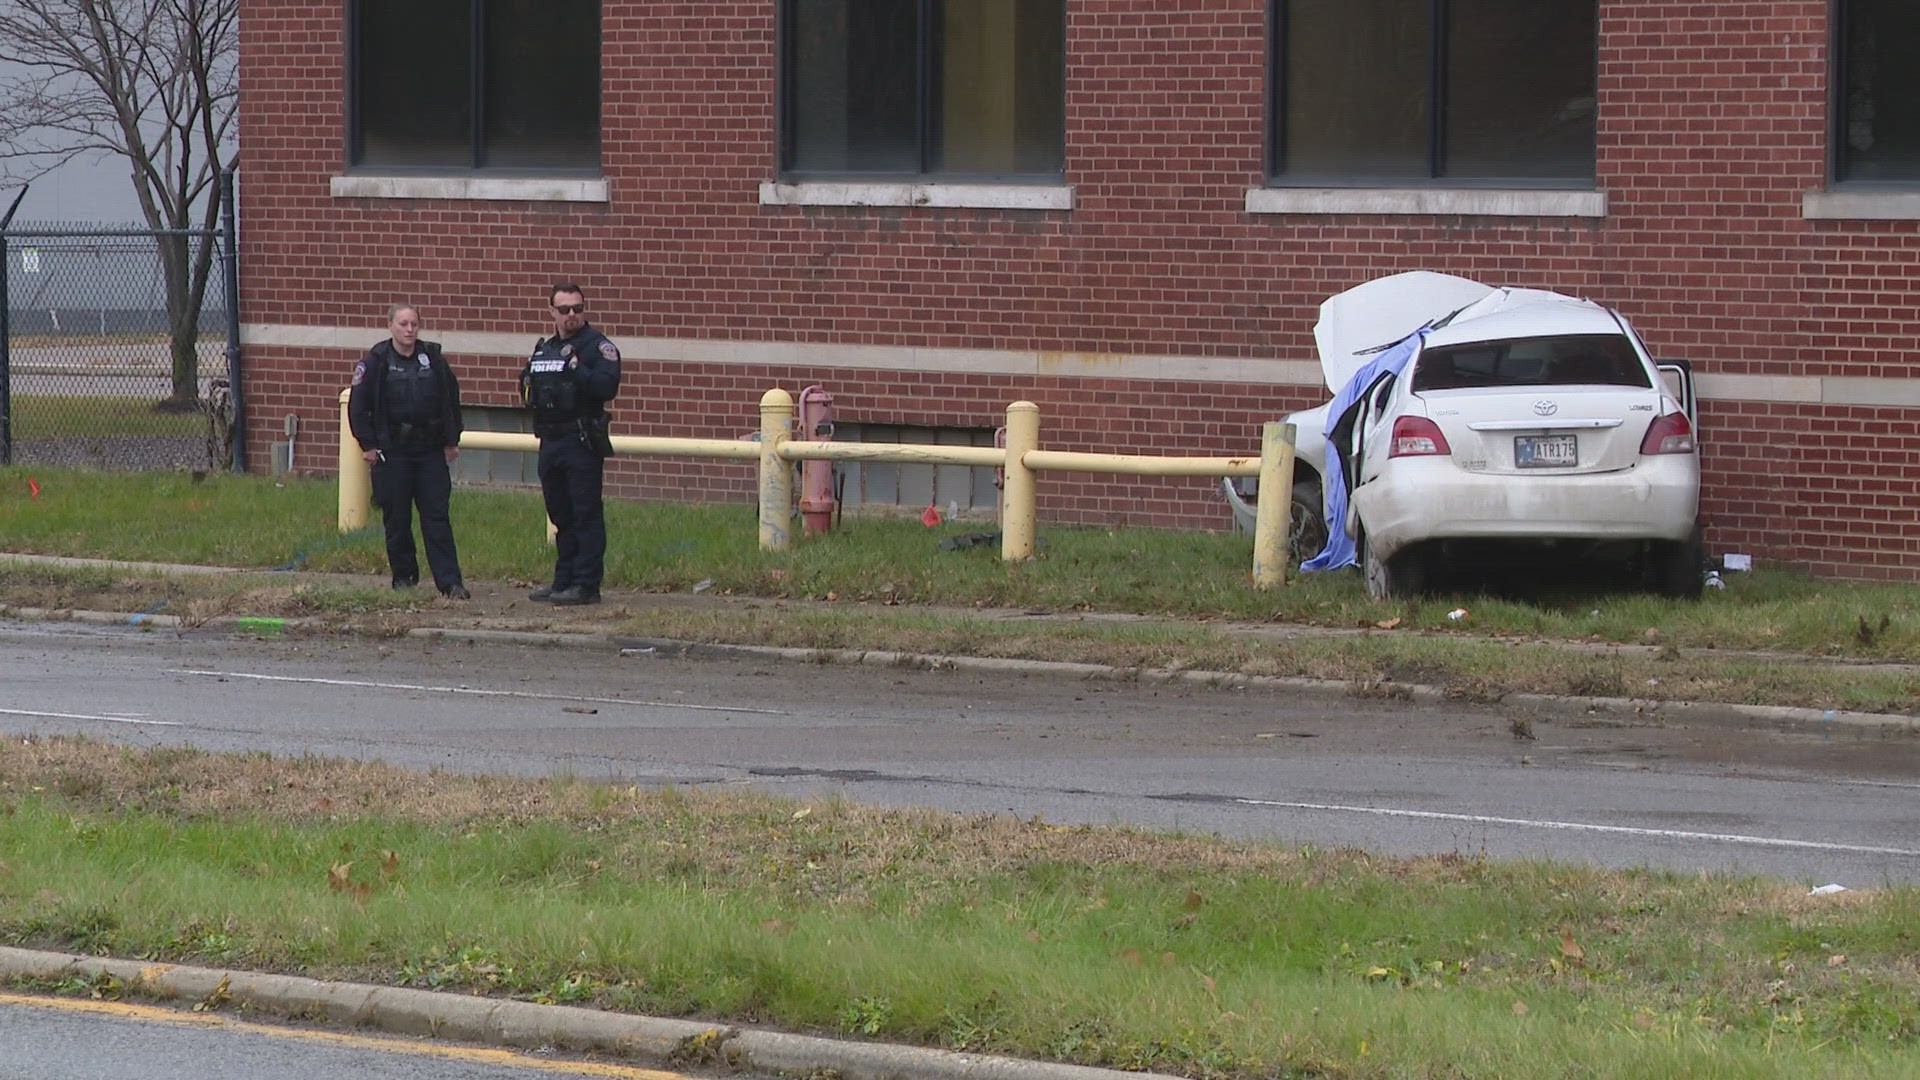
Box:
[165,669,787,716]
[1236,797,1920,858]
[0,707,180,728]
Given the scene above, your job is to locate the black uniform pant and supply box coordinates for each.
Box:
[538,433,607,592]
[371,446,463,589]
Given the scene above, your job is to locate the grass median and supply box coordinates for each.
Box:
[1,739,1915,1079]
[5,466,1920,713]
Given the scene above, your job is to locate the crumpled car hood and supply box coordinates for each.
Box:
[1314,271,1494,394]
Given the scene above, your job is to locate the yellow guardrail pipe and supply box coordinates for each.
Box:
[1022,450,1260,478]
[759,388,794,552]
[777,441,1006,469]
[1252,422,1297,590]
[337,389,372,530]
[1001,401,1040,561]
[338,387,1296,585]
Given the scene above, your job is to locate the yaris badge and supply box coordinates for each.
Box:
[1533,400,1559,417]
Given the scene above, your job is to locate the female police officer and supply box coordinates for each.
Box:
[521,282,622,606]
[347,304,470,599]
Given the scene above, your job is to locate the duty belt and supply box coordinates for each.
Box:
[392,420,443,444]
[534,417,594,439]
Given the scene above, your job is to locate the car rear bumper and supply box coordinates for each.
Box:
[1353,457,1699,561]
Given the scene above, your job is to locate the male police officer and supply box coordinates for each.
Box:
[348,304,470,599]
[522,282,622,605]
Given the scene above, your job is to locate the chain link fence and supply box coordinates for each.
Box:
[2,221,236,473]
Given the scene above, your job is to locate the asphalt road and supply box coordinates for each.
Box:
[1,620,1917,885]
[0,991,697,1079]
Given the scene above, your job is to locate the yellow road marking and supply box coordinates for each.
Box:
[0,991,695,1078]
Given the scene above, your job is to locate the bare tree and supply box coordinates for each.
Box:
[0,0,238,408]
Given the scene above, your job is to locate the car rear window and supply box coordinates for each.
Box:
[1413,334,1651,391]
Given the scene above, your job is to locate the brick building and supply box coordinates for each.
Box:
[239,2,1920,579]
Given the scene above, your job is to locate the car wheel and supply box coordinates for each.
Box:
[1290,479,1327,563]
[1362,536,1427,600]
[1649,536,1704,600]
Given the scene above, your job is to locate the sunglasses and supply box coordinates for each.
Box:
[552,304,586,314]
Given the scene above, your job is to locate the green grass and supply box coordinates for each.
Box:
[2,741,1916,1079]
[6,465,1920,663]
[9,398,206,441]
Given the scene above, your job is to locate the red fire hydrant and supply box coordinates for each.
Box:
[797,384,837,534]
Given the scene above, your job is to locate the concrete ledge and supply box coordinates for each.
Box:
[1802,189,1920,220]
[730,1028,1152,1080]
[1247,187,1607,218]
[760,181,1073,211]
[240,323,1322,387]
[0,948,1169,1080]
[331,175,610,203]
[0,605,313,635]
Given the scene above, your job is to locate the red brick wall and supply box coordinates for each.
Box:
[238,1,1920,576]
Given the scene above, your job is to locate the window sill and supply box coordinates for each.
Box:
[330,175,610,203]
[759,181,1073,211]
[1802,190,1920,220]
[1246,187,1606,218]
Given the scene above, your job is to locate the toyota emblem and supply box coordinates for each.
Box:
[1532,400,1559,417]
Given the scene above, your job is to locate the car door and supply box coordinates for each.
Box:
[1656,357,1697,433]
[1351,371,1401,490]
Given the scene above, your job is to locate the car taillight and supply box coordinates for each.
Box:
[1639,411,1695,455]
[1389,416,1452,458]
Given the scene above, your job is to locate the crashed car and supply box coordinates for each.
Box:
[1285,271,1701,600]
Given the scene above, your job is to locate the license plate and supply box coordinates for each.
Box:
[1515,434,1577,468]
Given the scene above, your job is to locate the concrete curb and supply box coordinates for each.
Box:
[407,627,1920,730]
[0,947,1168,1080]
[0,553,251,577]
[0,605,315,634]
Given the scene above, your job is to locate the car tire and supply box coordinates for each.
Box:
[1650,536,1705,600]
[1290,478,1327,564]
[1362,536,1427,600]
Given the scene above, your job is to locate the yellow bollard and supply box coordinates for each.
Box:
[758,388,795,551]
[1001,401,1039,562]
[337,389,371,532]
[1252,422,1297,589]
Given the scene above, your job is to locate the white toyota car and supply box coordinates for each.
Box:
[1282,272,1702,600]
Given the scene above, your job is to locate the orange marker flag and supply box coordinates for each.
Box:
[920,502,942,527]
[26,477,40,499]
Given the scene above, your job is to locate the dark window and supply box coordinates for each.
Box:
[1273,0,1596,183]
[352,0,599,172]
[782,0,1066,178]
[1414,335,1650,392]
[1837,0,1920,181]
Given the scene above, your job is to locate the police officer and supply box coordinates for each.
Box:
[348,304,470,599]
[521,282,621,606]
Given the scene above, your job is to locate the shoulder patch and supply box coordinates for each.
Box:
[351,360,367,386]
[598,339,620,363]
